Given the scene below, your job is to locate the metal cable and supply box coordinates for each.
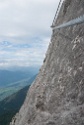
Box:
[51,0,84,30]
[52,15,84,30]
[51,0,64,27]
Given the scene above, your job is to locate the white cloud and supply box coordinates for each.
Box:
[0,0,60,68]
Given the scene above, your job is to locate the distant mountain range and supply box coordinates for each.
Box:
[0,68,37,125]
[0,69,36,87]
[0,85,30,125]
[0,74,37,101]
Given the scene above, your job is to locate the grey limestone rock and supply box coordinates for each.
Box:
[10,0,84,125]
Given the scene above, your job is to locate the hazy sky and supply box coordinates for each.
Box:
[0,0,59,69]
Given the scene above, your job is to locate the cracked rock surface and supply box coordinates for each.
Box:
[10,0,84,125]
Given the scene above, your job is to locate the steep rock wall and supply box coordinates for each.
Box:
[10,0,84,125]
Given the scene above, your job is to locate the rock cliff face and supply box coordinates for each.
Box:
[10,0,84,125]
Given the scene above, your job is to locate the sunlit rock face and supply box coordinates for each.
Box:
[10,0,84,125]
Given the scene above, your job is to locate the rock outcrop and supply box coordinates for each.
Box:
[10,0,84,125]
